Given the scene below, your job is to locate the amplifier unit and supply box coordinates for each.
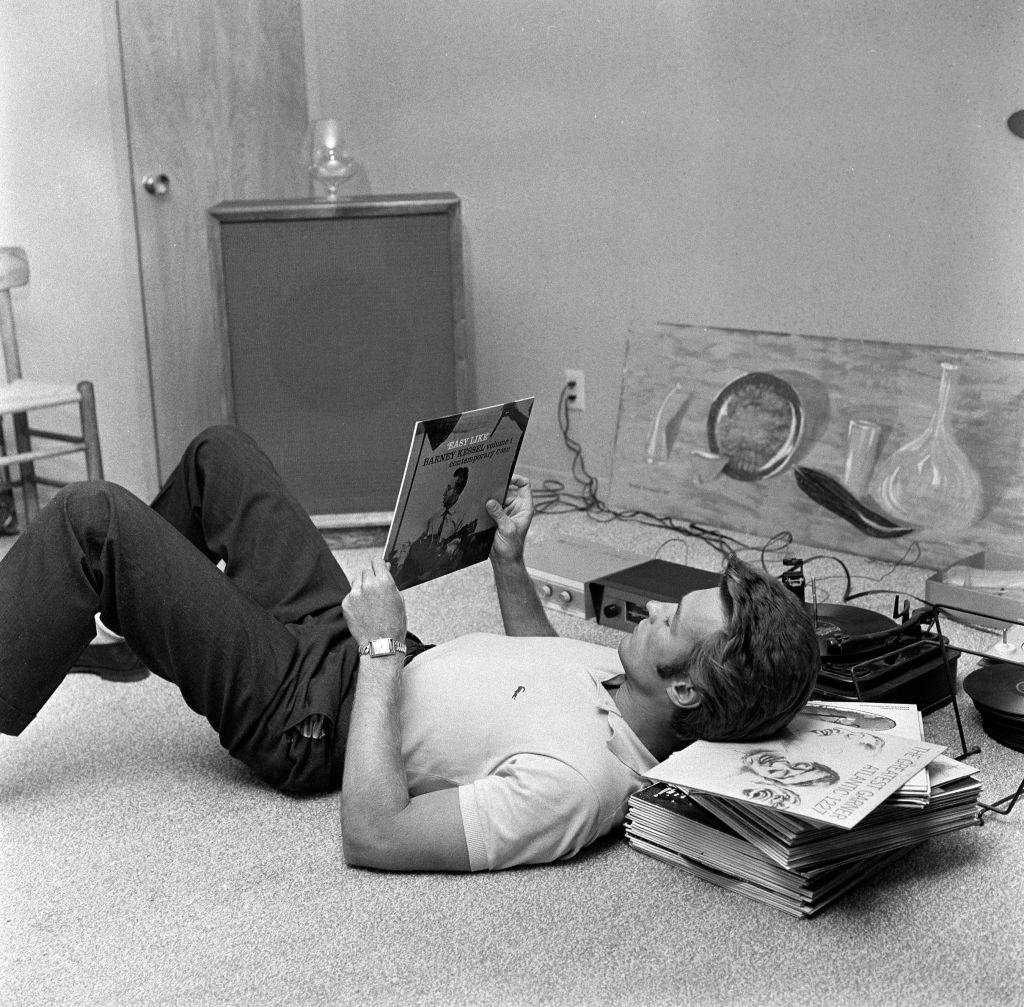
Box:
[524,537,645,619]
[594,559,721,632]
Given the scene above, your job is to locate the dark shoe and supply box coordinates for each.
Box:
[70,641,149,682]
[0,492,17,535]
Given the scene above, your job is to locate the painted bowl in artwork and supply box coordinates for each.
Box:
[706,371,803,481]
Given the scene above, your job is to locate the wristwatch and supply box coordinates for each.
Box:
[357,638,408,658]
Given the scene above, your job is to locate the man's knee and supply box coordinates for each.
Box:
[184,425,260,469]
[52,480,135,528]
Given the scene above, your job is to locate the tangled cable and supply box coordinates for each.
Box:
[534,383,920,594]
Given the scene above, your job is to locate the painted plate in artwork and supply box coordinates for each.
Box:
[706,372,803,481]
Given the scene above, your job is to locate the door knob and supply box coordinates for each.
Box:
[142,173,170,196]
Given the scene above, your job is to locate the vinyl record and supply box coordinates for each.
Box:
[971,704,1024,730]
[977,721,1024,755]
[807,603,898,654]
[963,662,1024,718]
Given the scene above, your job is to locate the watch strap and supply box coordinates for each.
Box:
[358,638,408,658]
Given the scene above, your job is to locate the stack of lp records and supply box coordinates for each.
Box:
[963,661,1024,753]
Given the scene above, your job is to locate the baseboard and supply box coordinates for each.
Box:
[311,511,393,530]
[312,512,392,551]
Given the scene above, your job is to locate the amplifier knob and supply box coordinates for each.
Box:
[538,583,553,597]
[558,590,573,603]
[603,604,621,618]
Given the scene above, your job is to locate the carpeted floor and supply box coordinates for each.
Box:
[2,510,1023,1006]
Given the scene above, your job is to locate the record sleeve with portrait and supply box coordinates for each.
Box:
[383,397,533,590]
[645,711,944,830]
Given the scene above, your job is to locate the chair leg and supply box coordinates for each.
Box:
[0,424,18,533]
[77,380,103,480]
[11,409,39,521]
[11,409,39,520]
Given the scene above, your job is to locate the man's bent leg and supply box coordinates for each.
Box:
[0,481,342,789]
[151,426,351,625]
[149,424,433,686]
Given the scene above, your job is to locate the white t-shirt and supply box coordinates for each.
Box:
[399,633,656,870]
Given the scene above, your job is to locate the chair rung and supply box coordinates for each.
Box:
[0,476,70,490]
[30,475,75,489]
[0,443,87,465]
[26,427,85,445]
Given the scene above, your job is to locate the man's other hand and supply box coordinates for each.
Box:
[342,558,407,644]
[486,475,534,565]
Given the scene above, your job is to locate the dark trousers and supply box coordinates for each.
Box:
[0,426,372,792]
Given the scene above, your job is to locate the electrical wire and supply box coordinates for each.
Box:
[535,384,793,562]
[537,380,923,590]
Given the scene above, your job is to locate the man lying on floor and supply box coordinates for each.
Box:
[0,426,820,871]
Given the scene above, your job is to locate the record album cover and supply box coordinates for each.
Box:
[646,711,944,830]
[383,398,533,590]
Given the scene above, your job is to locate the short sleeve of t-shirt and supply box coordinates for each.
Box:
[457,753,604,871]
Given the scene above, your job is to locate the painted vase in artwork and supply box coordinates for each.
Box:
[871,362,983,533]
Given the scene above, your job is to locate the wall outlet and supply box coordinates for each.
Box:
[564,368,586,411]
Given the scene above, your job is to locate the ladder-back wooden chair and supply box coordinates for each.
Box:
[0,246,103,528]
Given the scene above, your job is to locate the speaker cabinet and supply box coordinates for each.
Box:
[209,194,468,520]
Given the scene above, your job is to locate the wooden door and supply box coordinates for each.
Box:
[116,0,308,478]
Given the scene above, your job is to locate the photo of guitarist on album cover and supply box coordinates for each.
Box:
[388,465,479,586]
[384,397,533,590]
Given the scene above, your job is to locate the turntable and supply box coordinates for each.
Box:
[810,602,959,714]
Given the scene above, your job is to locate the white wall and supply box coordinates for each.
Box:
[4,2,1020,502]
[0,1,159,501]
[307,0,1024,483]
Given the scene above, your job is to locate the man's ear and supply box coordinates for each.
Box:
[665,676,701,710]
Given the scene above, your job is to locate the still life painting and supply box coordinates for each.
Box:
[609,323,1024,570]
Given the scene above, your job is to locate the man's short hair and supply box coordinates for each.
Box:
[657,555,820,743]
[452,467,469,489]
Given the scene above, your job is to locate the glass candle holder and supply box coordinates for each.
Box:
[302,119,359,200]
